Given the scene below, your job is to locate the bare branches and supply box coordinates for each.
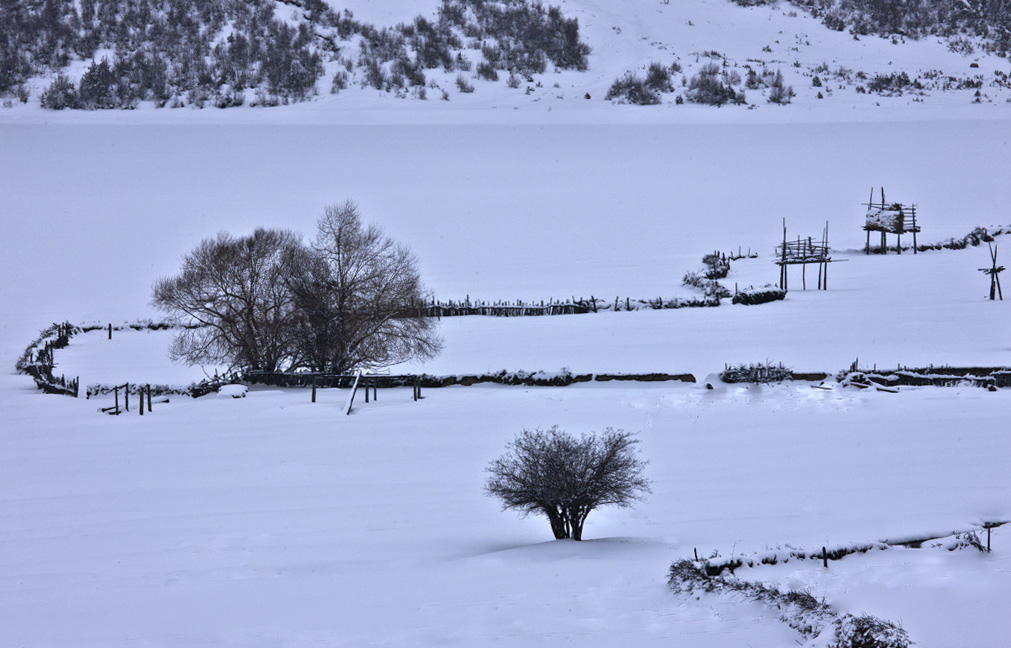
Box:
[152,204,441,375]
[152,228,302,372]
[300,201,443,373]
[486,427,650,541]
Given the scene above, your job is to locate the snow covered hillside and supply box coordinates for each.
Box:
[2,0,1011,121]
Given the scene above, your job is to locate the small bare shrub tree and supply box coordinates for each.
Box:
[486,427,650,541]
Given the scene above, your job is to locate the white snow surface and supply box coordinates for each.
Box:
[3,1,1011,645]
[1,374,1009,647]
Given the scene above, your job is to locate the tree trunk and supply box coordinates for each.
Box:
[546,508,569,539]
[570,508,589,541]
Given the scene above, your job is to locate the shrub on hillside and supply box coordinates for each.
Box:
[40,74,78,109]
[645,61,674,92]
[866,71,922,95]
[605,73,660,105]
[77,58,119,109]
[767,69,794,104]
[456,74,475,93]
[476,61,499,81]
[687,62,745,106]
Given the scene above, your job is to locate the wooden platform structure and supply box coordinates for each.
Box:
[775,220,835,290]
[863,187,919,254]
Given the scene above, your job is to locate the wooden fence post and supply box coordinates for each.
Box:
[312,382,317,403]
[147,385,152,412]
[822,547,828,568]
[125,383,129,412]
[345,372,361,415]
[114,387,119,414]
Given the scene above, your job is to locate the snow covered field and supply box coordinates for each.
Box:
[3,113,1011,647]
[3,120,1011,350]
[3,0,1011,643]
[1,372,1009,647]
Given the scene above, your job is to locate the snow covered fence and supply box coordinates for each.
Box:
[914,224,1011,252]
[668,556,911,648]
[837,363,1011,389]
[859,224,1011,254]
[86,371,243,400]
[668,524,1003,648]
[691,522,1005,580]
[246,369,698,389]
[15,322,79,397]
[423,294,720,317]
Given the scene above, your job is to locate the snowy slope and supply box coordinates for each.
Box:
[2,0,1010,122]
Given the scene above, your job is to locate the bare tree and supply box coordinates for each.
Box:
[152,228,302,372]
[287,201,441,373]
[486,427,651,541]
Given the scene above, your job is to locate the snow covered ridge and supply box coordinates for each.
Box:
[839,364,1011,388]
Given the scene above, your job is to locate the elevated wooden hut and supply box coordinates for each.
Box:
[864,187,919,254]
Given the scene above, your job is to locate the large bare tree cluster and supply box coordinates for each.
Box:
[153,202,441,374]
